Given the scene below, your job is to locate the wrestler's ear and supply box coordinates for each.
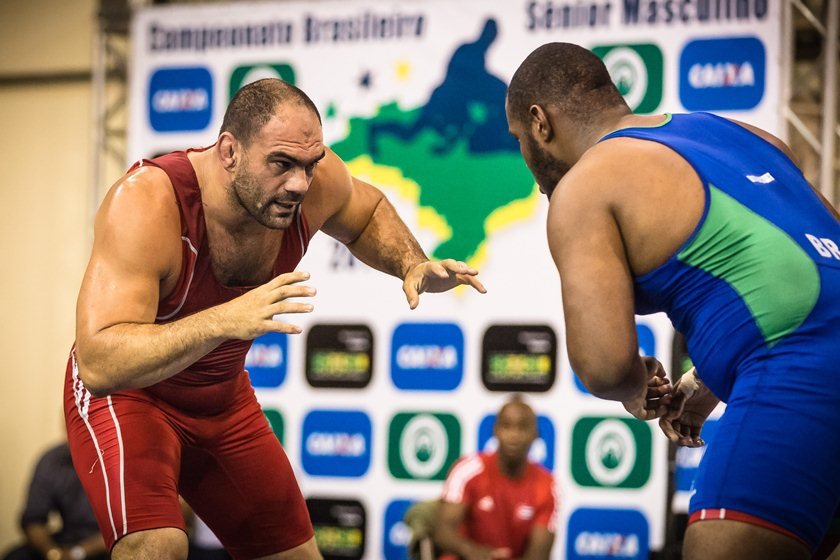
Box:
[218,132,238,172]
[529,104,554,143]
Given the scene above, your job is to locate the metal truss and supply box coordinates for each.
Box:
[91,0,135,231]
[781,0,839,204]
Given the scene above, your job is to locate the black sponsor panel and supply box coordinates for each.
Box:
[481,325,557,392]
[306,324,373,388]
[306,497,366,560]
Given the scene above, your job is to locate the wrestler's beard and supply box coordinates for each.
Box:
[231,167,302,230]
[525,134,570,198]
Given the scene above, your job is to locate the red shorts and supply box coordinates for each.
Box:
[64,353,313,559]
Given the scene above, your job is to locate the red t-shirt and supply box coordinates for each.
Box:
[440,452,557,558]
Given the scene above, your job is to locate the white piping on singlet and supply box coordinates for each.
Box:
[72,353,123,541]
[157,236,199,321]
[295,206,305,255]
[106,396,128,535]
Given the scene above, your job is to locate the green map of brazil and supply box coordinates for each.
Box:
[330,19,538,264]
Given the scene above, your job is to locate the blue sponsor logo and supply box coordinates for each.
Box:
[674,417,720,493]
[477,414,555,471]
[391,323,464,390]
[679,37,765,111]
[575,324,655,394]
[148,67,213,131]
[246,332,287,388]
[383,499,415,560]
[301,410,372,477]
[567,508,649,559]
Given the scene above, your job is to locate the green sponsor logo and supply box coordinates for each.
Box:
[592,44,663,114]
[229,63,296,100]
[388,412,460,480]
[263,408,284,445]
[571,416,651,488]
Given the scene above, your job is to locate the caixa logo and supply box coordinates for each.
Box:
[245,332,287,388]
[148,67,213,132]
[383,499,414,560]
[679,37,765,111]
[567,508,649,559]
[302,410,372,477]
[391,323,464,390]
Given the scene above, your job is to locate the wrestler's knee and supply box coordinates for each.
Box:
[112,527,189,560]
[684,520,809,560]
[255,536,323,560]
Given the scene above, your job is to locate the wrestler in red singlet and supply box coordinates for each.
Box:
[65,79,484,560]
[64,149,313,558]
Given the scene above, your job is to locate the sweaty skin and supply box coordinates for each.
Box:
[75,104,485,398]
[73,98,486,560]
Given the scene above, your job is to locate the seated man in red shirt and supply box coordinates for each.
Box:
[434,397,557,560]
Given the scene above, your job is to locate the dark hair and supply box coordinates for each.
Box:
[220,78,322,145]
[507,42,627,125]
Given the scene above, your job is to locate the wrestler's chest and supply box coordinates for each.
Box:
[207,232,284,287]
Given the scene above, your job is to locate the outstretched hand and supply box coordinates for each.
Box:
[215,271,315,339]
[622,357,673,421]
[658,367,719,447]
[403,259,486,309]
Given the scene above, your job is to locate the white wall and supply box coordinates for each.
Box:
[0,0,96,549]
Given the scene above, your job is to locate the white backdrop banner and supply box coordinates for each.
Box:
[129,1,781,558]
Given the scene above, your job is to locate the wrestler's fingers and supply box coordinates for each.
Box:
[646,394,671,409]
[430,262,451,279]
[269,302,315,316]
[644,400,670,420]
[659,417,681,443]
[665,390,688,420]
[271,284,317,301]
[263,319,304,335]
[679,423,697,447]
[649,376,669,387]
[689,424,705,447]
[647,382,672,398]
[457,273,487,294]
[403,281,420,310]
[267,270,311,288]
[441,259,479,276]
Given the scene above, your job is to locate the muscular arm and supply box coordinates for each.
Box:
[76,168,310,396]
[547,161,647,402]
[23,523,59,558]
[520,526,554,560]
[336,179,429,278]
[434,501,493,560]
[307,148,428,279]
[75,168,228,396]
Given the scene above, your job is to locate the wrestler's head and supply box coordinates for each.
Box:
[506,42,629,198]
[219,79,325,229]
[494,395,538,468]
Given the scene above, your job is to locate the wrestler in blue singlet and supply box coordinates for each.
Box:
[601,112,840,550]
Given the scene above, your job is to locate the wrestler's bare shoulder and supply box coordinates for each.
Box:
[100,165,179,219]
[565,136,697,199]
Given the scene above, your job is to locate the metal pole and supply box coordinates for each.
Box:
[820,0,839,204]
[780,0,794,142]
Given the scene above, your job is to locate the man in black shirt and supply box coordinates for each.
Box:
[3,443,107,560]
